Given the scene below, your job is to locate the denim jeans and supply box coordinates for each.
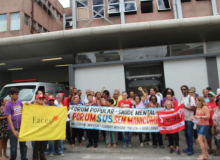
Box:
[216,138,220,150]
[122,132,131,144]
[8,129,28,160]
[185,121,194,152]
[46,140,63,154]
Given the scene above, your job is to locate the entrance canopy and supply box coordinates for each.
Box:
[0,16,220,67]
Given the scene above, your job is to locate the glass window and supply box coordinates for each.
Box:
[48,2,51,15]
[124,0,137,12]
[60,15,63,21]
[10,12,20,31]
[38,0,42,6]
[170,43,203,56]
[43,28,47,32]
[24,13,29,26]
[77,50,120,64]
[206,41,220,54]
[108,0,120,14]
[0,14,7,32]
[33,21,36,29]
[38,24,42,33]
[141,1,153,13]
[156,0,171,11]
[93,0,104,18]
[77,0,88,8]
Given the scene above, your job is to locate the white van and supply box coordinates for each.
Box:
[0,82,66,103]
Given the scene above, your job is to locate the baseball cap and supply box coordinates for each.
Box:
[60,92,65,98]
[48,95,55,101]
[36,94,45,99]
[208,91,215,96]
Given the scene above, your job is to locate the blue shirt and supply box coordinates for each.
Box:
[70,102,83,105]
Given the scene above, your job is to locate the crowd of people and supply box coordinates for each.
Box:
[0,85,220,160]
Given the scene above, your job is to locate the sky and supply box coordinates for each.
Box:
[59,0,70,8]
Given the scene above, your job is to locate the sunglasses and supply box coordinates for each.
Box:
[181,89,187,91]
[151,98,156,100]
[38,98,44,100]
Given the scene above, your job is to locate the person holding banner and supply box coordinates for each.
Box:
[93,92,103,106]
[4,87,28,160]
[118,92,132,148]
[85,94,99,148]
[32,94,47,160]
[146,95,163,148]
[191,97,210,160]
[105,99,117,148]
[164,100,181,155]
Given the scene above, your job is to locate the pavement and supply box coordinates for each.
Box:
[6,131,220,160]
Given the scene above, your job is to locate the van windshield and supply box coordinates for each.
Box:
[0,85,36,101]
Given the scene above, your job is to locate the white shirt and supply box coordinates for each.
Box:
[82,96,95,104]
[179,95,195,121]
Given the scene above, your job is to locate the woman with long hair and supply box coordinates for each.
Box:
[191,97,210,160]
[161,88,178,106]
[0,98,9,160]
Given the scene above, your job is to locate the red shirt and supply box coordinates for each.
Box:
[118,100,132,108]
[207,101,218,127]
[63,97,71,109]
[165,100,178,109]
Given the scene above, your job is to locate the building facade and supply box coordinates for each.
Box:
[0,0,64,38]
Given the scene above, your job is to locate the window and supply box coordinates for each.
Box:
[48,2,51,15]
[156,0,171,11]
[0,14,7,32]
[108,0,120,15]
[37,0,42,7]
[38,24,42,33]
[66,21,73,28]
[43,0,47,11]
[77,0,88,8]
[140,0,153,13]
[10,12,20,31]
[43,28,47,32]
[92,0,104,18]
[60,15,63,21]
[33,21,36,30]
[124,0,137,13]
[24,13,29,26]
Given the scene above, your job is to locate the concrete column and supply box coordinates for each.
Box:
[63,14,66,30]
[120,0,125,24]
[172,0,178,19]
[211,0,218,16]
[72,0,77,29]
[68,66,75,88]
[176,0,183,19]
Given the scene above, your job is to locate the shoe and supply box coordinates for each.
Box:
[75,137,77,141]
[71,144,75,148]
[169,148,174,154]
[123,144,127,148]
[187,151,193,155]
[146,141,152,146]
[94,143,98,148]
[176,149,181,155]
[58,153,65,156]
[49,154,53,157]
[128,144,132,148]
[153,145,157,148]
[107,144,111,148]
[160,145,164,149]
[86,143,93,148]
[113,144,117,148]
[140,143,143,147]
[82,136,86,140]
[208,150,213,154]
[183,148,189,153]
[213,151,220,156]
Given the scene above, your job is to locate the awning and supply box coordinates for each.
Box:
[0,16,220,61]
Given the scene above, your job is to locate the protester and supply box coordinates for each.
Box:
[105,99,117,148]
[166,93,178,109]
[212,98,220,154]
[32,94,47,160]
[93,92,103,106]
[129,91,136,106]
[85,94,99,148]
[44,92,49,104]
[161,88,178,106]
[63,87,74,109]
[82,89,91,104]
[179,85,195,155]
[4,88,28,160]
[73,88,78,96]
[206,92,219,156]
[91,91,95,98]
[206,87,212,93]
[0,98,9,160]
[112,91,119,106]
[102,90,110,105]
[54,93,63,106]
[133,87,147,147]
[69,97,84,148]
[165,100,180,155]
[145,87,161,105]
[146,95,163,148]
[77,90,82,101]
[46,95,64,157]
[191,97,210,160]
[118,92,132,148]
[190,87,199,97]
[203,89,209,102]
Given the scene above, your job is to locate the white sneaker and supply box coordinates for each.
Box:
[82,136,85,140]
[147,141,152,146]
[49,154,53,157]
[140,143,143,147]
[128,144,132,148]
[123,144,127,148]
[59,153,65,156]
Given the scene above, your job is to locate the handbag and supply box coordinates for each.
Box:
[211,125,219,135]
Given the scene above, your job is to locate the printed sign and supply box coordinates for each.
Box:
[19,104,67,141]
[69,105,164,132]
[157,105,185,134]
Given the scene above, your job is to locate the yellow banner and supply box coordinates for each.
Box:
[19,104,67,142]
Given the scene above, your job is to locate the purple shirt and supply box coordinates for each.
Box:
[161,97,178,105]
[4,100,23,130]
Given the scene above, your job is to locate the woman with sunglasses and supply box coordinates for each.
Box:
[191,97,210,160]
[146,95,163,148]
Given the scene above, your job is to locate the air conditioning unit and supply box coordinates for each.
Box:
[77,8,89,21]
[66,21,73,28]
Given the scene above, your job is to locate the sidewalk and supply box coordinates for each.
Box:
[7,131,220,160]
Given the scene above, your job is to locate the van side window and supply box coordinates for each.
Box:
[36,86,45,95]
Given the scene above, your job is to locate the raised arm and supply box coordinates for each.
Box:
[101,87,105,94]
[138,87,146,103]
